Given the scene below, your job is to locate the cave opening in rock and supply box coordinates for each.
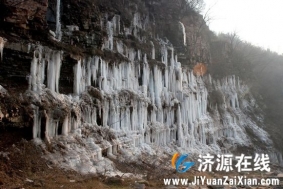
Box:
[138,66,143,86]
[57,121,63,135]
[102,149,107,157]
[96,108,102,126]
[0,124,33,148]
[176,130,178,141]
[40,117,46,140]
[150,129,153,143]
[174,109,177,124]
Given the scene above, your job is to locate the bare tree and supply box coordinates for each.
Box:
[186,0,205,12]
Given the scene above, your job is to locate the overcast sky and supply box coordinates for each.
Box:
[202,0,283,54]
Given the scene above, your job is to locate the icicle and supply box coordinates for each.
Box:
[0,37,6,62]
[32,106,41,138]
[150,41,155,59]
[161,45,168,65]
[30,50,39,91]
[143,54,148,64]
[177,105,183,147]
[27,43,31,53]
[112,16,117,35]
[128,48,136,62]
[0,106,3,122]
[47,50,62,93]
[106,21,113,50]
[179,22,186,46]
[29,46,49,92]
[55,51,62,93]
[91,56,99,84]
[62,115,70,135]
[133,13,142,28]
[116,41,124,55]
[86,57,92,86]
[38,52,46,91]
[44,111,52,143]
[116,15,121,34]
[73,58,85,95]
[137,50,141,61]
[153,66,162,107]
[56,0,62,41]
[47,53,55,91]
[209,74,212,84]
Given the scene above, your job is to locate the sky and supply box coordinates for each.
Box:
[202,0,283,54]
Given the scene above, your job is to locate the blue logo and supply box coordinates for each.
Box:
[171,153,195,173]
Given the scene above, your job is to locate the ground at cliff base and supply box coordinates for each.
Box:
[1,130,282,189]
[0,130,118,189]
[0,129,171,189]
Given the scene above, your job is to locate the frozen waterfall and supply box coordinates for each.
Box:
[179,22,186,46]
[56,0,62,41]
[23,10,281,174]
[29,46,62,93]
[29,41,215,153]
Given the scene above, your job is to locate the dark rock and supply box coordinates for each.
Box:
[136,180,150,186]
[208,185,225,189]
[33,179,44,187]
[105,176,123,185]
[0,0,48,31]
[134,182,146,189]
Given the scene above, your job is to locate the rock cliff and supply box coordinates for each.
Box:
[0,0,281,175]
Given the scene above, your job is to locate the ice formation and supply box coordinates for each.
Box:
[29,46,62,93]
[28,40,281,173]
[55,0,62,41]
[22,12,282,174]
[179,22,186,46]
[0,37,6,61]
[0,107,3,122]
[150,41,155,59]
[66,25,79,32]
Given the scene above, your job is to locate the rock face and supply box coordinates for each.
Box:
[0,0,48,31]
[0,0,282,174]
